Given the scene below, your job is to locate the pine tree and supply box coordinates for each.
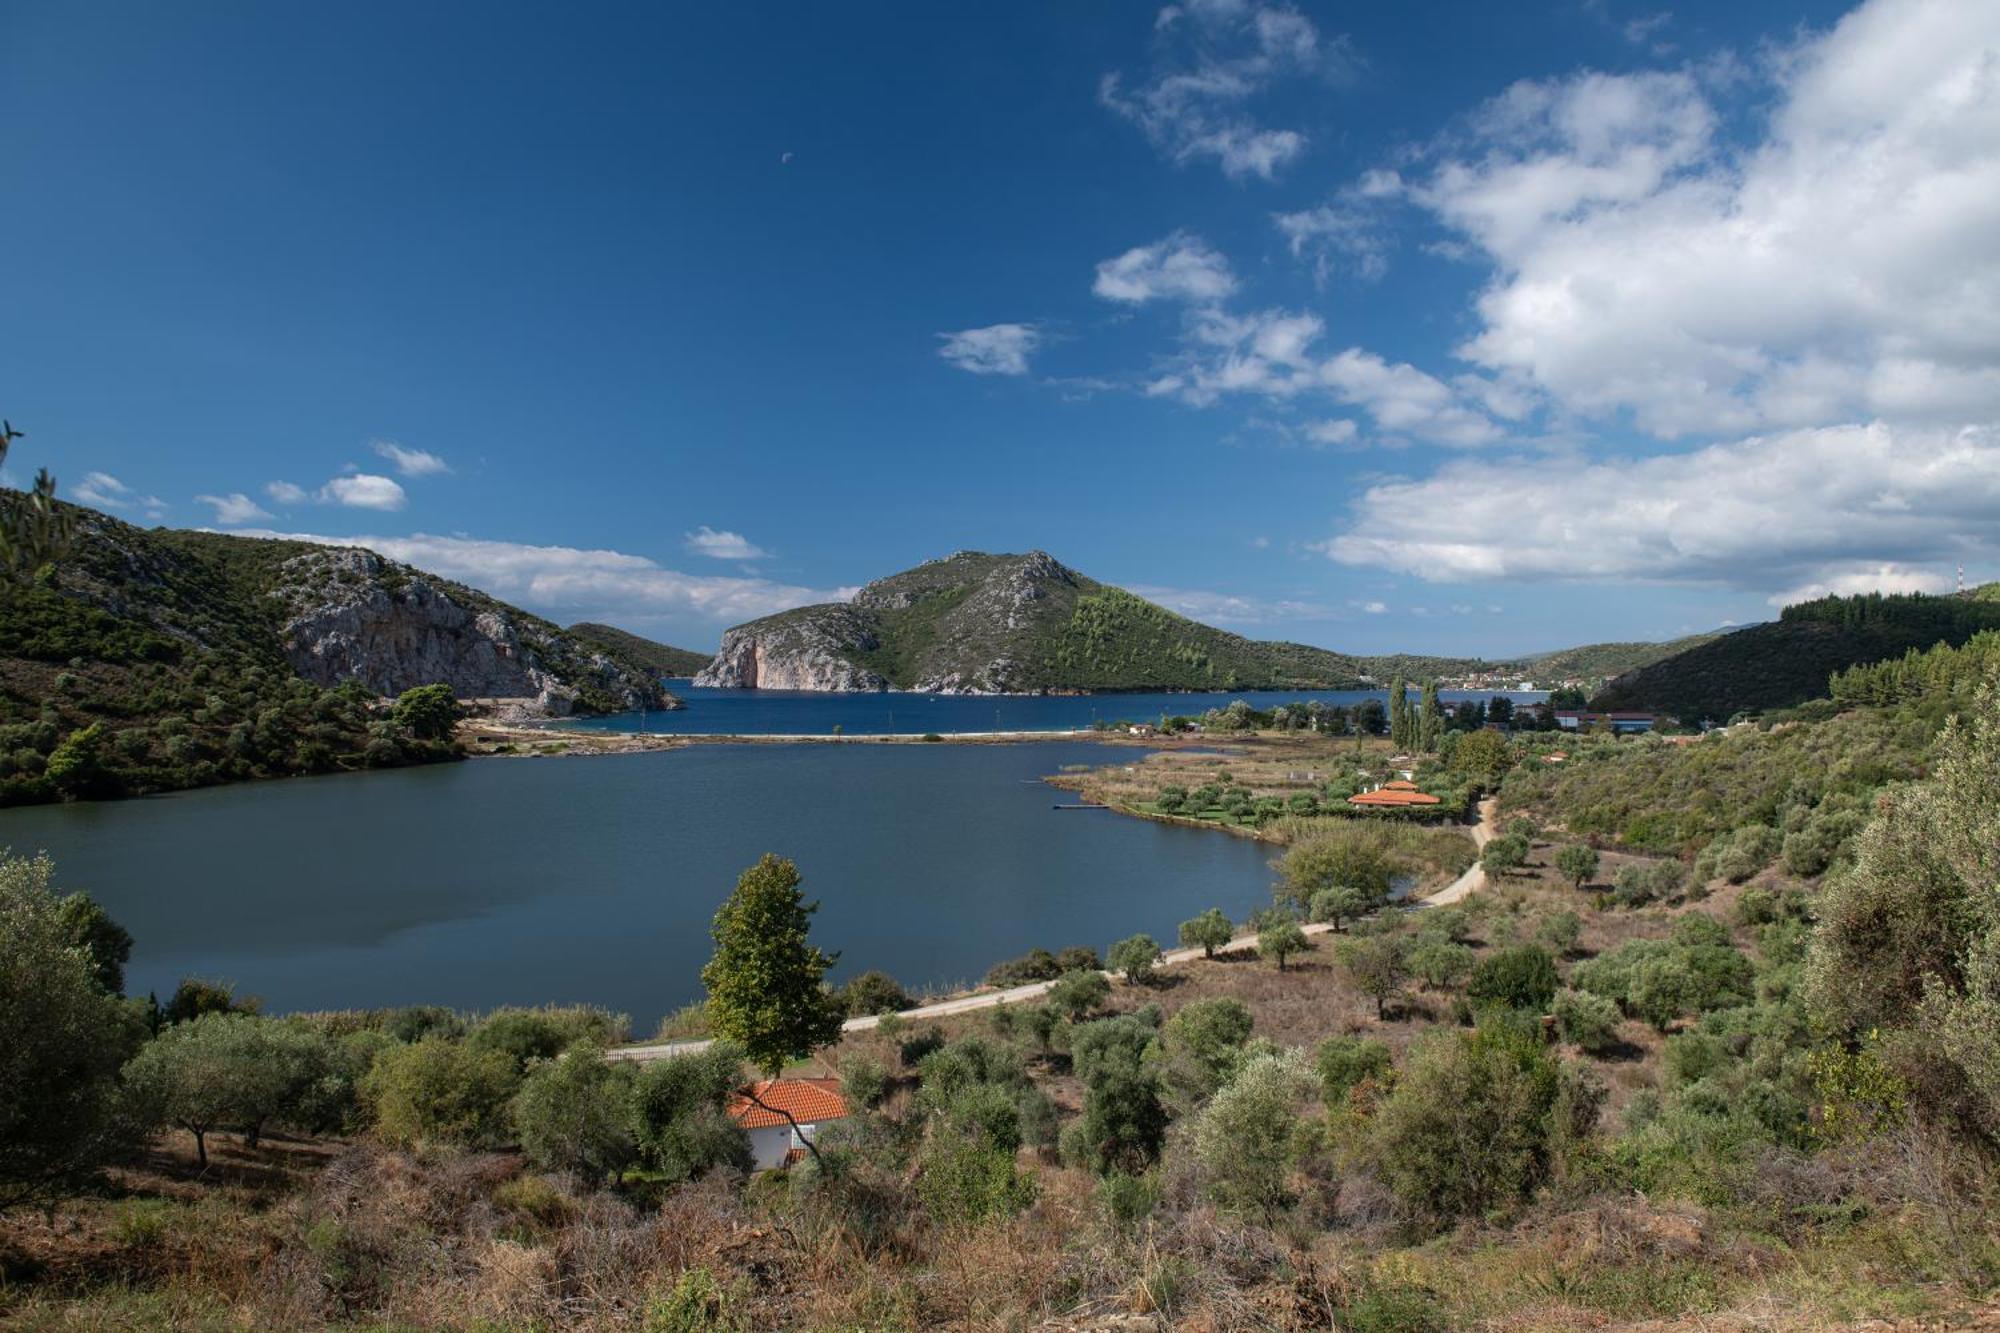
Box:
[1389,679,1409,750]
[1419,680,1443,752]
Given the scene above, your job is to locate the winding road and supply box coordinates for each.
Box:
[608,795,1503,1064]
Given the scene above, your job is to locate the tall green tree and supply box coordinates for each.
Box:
[1418,680,1444,752]
[701,855,845,1161]
[0,853,148,1209]
[1178,907,1234,959]
[57,892,134,995]
[1388,679,1410,749]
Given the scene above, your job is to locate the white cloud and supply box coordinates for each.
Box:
[1362,600,1387,614]
[371,439,451,477]
[1408,0,2000,437]
[1129,584,1334,624]
[1319,421,2000,599]
[1273,200,1391,283]
[1320,350,1504,447]
[937,323,1042,375]
[683,526,770,561]
[194,492,273,525]
[266,481,309,505]
[73,472,166,519]
[1305,419,1359,445]
[317,474,407,511]
[1101,2,1349,179]
[233,530,851,625]
[1767,564,1949,607]
[1093,233,1237,304]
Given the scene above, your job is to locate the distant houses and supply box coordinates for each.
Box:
[728,1077,850,1169]
[1553,710,1657,734]
[1348,779,1443,809]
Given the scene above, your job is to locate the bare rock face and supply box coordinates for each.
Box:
[694,606,889,691]
[268,548,665,716]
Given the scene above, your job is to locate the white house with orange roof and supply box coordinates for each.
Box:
[728,1077,850,1169]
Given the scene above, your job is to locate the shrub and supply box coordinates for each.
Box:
[838,970,911,1017]
[1108,933,1162,985]
[391,683,460,741]
[1070,1066,1167,1176]
[1732,887,1781,927]
[1371,1026,1598,1226]
[512,1044,637,1182]
[162,977,259,1025]
[840,1054,891,1110]
[1055,946,1102,973]
[1466,945,1561,1012]
[916,1134,1037,1227]
[1553,989,1623,1053]
[897,1027,946,1067]
[362,1038,519,1149]
[1188,1048,1316,1214]
[1158,998,1254,1106]
[1407,937,1475,991]
[1315,1034,1393,1106]
[627,1043,752,1182]
[1535,910,1583,957]
[466,1005,628,1072]
[1047,969,1110,1021]
[1709,825,1782,884]
[1154,785,1188,814]
[1279,833,1395,909]
[986,948,1062,987]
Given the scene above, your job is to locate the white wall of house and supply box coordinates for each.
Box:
[746,1119,832,1170]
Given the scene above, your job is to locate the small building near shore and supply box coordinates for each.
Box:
[1554,710,1658,734]
[1348,785,1442,809]
[728,1078,850,1169]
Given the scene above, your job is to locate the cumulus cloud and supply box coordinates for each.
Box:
[266,480,309,505]
[937,323,1042,375]
[1128,584,1335,625]
[371,440,451,477]
[683,526,770,561]
[1101,1,1351,179]
[317,474,407,511]
[1318,421,2000,598]
[1407,0,2000,437]
[73,472,166,519]
[194,492,273,525]
[232,530,851,624]
[1094,233,1237,304]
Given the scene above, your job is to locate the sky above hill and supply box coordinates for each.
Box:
[5,0,1997,656]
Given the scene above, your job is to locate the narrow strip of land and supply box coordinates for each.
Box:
[609,796,1502,1064]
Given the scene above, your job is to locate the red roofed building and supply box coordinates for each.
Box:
[1348,787,1442,808]
[728,1078,849,1169]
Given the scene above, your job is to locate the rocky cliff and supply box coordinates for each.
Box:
[694,550,1369,694]
[267,547,670,716]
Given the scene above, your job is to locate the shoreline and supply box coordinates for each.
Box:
[459,721,1116,757]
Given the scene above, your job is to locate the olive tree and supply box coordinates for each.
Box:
[1108,934,1162,985]
[0,852,148,1208]
[1555,844,1599,890]
[1178,908,1234,959]
[512,1044,637,1183]
[124,1013,332,1165]
[1258,916,1310,972]
[627,1043,752,1182]
[1337,934,1408,1020]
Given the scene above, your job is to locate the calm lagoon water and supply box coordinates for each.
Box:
[566,684,1547,736]
[2,742,1281,1029]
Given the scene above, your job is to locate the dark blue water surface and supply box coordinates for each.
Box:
[3,742,1288,1029]
[565,684,1547,736]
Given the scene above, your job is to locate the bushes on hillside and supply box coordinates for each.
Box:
[363,1038,520,1149]
[1466,945,1560,1013]
[1573,916,1754,1031]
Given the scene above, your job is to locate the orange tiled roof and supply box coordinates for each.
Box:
[727,1078,849,1130]
[1383,779,1420,790]
[1348,788,1441,807]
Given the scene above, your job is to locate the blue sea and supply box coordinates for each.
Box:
[561,683,1549,736]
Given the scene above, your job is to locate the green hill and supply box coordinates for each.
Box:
[1521,631,1725,683]
[1591,591,2000,722]
[0,507,675,804]
[696,550,1371,693]
[566,622,711,678]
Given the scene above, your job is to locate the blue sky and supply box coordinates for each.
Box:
[5,0,1997,656]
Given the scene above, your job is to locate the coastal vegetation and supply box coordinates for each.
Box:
[8,671,2000,1326]
[565,621,712,679]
